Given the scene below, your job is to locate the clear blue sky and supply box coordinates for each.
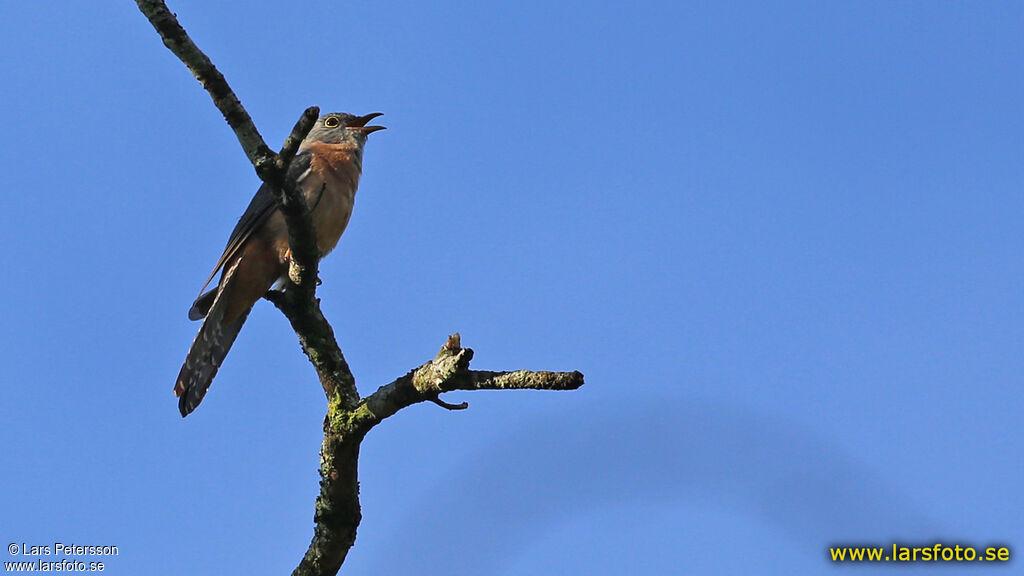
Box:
[2,2,1021,575]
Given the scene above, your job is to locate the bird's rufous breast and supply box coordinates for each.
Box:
[304,142,362,256]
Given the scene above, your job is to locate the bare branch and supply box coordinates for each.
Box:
[359,335,584,431]
[286,334,583,574]
[278,108,320,167]
[465,369,586,392]
[134,0,274,172]
[290,435,362,576]
[265,290,359,407]
[429,397,469,410]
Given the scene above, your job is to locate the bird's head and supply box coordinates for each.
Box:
[303,112,386,147]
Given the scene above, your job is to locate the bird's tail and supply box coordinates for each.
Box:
[175,261,251,417]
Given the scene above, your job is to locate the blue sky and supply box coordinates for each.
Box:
[2,2,1021,574]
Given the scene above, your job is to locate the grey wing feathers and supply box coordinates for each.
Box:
[188,289,216,321]
[194,184,275,298]
[191,152,314,307]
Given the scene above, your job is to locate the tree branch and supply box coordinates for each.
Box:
[360,334,584,428]
[139,3,584,575]
[265,291,359,407]
[134,0,274,171]
[290,335,583,576]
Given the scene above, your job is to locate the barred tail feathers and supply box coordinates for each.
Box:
[175,261,250,417]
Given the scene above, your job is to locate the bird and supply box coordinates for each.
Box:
[175,112,385,417]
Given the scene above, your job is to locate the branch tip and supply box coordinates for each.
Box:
[429,397,469,411]
[444,333,462,351]
[279,106,321,165]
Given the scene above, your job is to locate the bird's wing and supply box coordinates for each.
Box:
[194,152,314,298]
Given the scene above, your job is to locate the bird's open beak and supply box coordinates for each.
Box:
[349,112,386,134]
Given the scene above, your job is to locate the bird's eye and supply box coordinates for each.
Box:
[323,116,341,128]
